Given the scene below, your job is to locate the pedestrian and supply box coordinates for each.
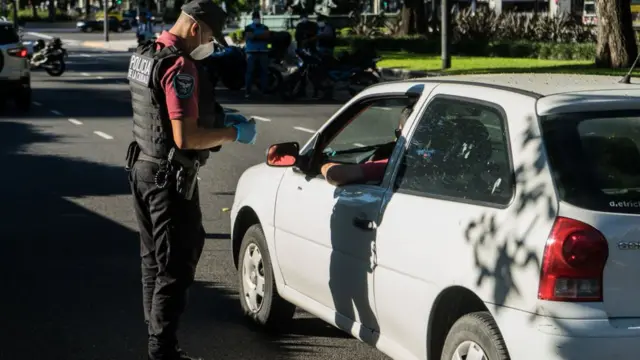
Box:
[125,1,256,359]
[315,14,336,58]
[294,11,317,51]
[243,10,271,98]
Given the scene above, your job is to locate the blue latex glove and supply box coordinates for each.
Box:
[224,113,249,127]
[233,119,257,144]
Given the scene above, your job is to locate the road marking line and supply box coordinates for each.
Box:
[197,177,201,180]
[32,101,42,106]
[25,31,53,40]
[97,76,104,79]
[80,53,92,57]
[68,118,83,125]
[293,126,315,133]
[93,131,113,140]
[50,110,63,116]
[81,72,90,76]
[373,106,392,110]
[353,143,366,147]
[252,116,271,122]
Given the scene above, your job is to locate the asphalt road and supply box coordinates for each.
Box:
[0,43,392,360]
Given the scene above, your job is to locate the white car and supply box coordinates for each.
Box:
[230,74,640,360]
[0,19,31,111]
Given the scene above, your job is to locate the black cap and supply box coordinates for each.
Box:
[181,0,228,45]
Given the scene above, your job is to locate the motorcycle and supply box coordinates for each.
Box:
[281,48,380,101]
[30,38,68,77]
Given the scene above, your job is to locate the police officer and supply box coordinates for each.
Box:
[243,11,271,98]
[125,1,257,359]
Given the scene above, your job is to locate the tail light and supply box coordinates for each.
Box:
[538,217,609,302]
[7,47,28,58]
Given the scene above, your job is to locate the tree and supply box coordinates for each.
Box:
[595,0,638,68]
[400,0,427,35]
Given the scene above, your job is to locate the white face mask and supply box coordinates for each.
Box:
[189,17,214,60]
[318,21,325,27]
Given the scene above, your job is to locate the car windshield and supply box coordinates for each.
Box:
[542,110,640,214]
[0,23,19,45]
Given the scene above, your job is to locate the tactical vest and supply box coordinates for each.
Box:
[127,42,224,167]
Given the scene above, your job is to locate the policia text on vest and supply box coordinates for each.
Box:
[128,54,153,85]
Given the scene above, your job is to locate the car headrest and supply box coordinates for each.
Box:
[583,135,640,176]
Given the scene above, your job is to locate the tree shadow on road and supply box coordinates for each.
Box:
[0,117,320,360]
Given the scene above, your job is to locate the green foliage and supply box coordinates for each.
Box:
[337,36,596,61]
[7,8,75,22]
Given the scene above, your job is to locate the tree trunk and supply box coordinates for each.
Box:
[400,0,427,35]
[48,0,55,20]
[31,1,38,18]
[595,0,638,68]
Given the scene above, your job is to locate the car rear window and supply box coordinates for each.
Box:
[542,110,640,214]
[0,23,19,45]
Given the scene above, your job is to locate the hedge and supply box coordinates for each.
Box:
[338,36,596,61]
[6,9,75,22]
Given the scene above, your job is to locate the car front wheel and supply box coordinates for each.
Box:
[441,312,510,360]
[237,224,296,331]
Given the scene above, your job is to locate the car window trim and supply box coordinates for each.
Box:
[295,92,414,182]
[388,93,517,210]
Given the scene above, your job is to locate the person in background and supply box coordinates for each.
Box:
[136,13,154,44]
[294,11,317,51]
[315,14,335,57]
[243,11,271,99]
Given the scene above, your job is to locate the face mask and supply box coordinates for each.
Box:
[190,22,214,60]
[253,19,261,24]
[300,18,307,23]
[318,21,325,27]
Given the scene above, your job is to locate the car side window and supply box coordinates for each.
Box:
[394,96,514,205]
[320,97,410,165]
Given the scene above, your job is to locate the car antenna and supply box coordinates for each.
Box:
[619,52,640,84]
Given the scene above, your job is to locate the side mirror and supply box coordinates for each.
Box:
[266,142,299,167]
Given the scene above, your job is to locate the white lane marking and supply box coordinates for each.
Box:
[252,116,271,122]
[197,177,201,180]
[81,72,90,76]
[93,131,113,140]
[32,101,42,106]
[25,31,53,40]
[68,118,83,125]
[50,110,63,116]
[293,126,315,134]
[80,53,92,57]
[353,143,366,147]
[97,76,104,79]
[373,106,392,111]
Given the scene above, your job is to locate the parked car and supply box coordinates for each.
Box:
[76,17,132,33]
[230,73,640,360]
[0,19,31,111]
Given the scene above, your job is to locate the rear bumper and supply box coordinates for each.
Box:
[497,306,640,360]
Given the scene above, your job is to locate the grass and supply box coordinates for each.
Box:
[376,52,640,77]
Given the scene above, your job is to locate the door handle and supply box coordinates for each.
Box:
[353,217,377,231]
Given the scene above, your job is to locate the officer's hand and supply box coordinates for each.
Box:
[224,113,249,127]
[233,119,257,145]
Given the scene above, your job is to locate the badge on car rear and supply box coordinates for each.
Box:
[617,242,640,250]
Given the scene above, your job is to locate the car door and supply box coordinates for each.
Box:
[274,95,414,336]
[373,85,535,359]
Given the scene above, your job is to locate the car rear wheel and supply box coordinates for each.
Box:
[237,224,296,331]
[441,312,510,360]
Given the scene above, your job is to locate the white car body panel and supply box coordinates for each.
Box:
[230,76,640,360]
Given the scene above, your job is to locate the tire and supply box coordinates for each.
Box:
[441,312,510,360]
[85,26,93,33]
[45,59,65,77]
[280,72,301,101]
[15,88,32,113]
[348,72,379,96]
[237,224,296,331]
[255,67,282,94]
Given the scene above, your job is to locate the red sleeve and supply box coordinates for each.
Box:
[159,56,199,120]
[360,159,389,182]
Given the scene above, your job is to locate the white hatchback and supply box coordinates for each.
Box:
[0,19,30,111]
[230,74,640,360]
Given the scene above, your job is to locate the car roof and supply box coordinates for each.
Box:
[380,73,640,116]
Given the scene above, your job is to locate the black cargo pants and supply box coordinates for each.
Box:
[129,160,205,360]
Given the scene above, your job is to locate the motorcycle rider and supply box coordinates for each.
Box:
[32,38,62,66]
[243,10,271,99]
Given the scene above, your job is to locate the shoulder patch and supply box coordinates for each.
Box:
[173,73,195,99]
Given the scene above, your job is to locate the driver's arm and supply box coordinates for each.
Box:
[321,160,387,186]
